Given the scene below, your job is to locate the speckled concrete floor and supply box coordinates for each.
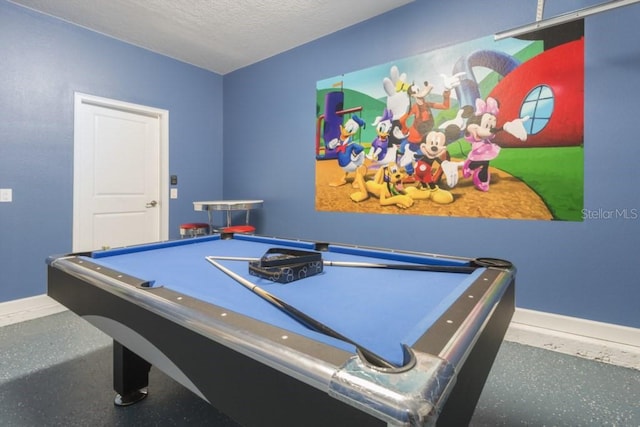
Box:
[471,342,640,426]
[1,311,639,426]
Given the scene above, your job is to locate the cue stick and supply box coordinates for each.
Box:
[205,256,398,369]
[205,255,477,274]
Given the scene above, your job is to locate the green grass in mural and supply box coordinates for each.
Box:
[448,143,584,221]
[495,147,584,221]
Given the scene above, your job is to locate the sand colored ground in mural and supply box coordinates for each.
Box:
[315,159,553,220]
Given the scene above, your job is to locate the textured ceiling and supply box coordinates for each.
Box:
[9,0,414,74]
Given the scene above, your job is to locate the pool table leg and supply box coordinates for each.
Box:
[113,340,151,406]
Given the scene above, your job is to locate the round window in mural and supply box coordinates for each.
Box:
[520,85,555,135]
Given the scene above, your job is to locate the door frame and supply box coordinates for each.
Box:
[73,92,169,251]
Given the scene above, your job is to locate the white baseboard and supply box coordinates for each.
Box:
[0,294,67,327]
[1,296,638,370]
[506,308,640,370]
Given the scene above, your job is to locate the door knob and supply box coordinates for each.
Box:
[146,200,158,208]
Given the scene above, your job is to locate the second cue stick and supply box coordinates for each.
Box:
[205,256,398,369]
[206,255,477,274]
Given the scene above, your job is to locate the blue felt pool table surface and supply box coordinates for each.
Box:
[87,234,483,367]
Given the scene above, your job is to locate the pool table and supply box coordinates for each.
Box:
[47,233,515,426]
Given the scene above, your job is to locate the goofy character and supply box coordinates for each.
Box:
[398,73,465,147]
[397,73,465,175]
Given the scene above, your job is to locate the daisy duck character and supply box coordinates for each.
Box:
[367,108,395,164]
[463,97,528,191]
[328,114,366,186]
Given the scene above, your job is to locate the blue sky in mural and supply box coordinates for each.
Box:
[317,35,534,101]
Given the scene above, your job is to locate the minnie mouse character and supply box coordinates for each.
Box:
[463,97,528,191]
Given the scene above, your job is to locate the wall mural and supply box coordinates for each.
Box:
[315,21,584,221]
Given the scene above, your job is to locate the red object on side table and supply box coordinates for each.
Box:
[222,225,256,234]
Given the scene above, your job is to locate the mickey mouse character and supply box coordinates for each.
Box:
[413,124,462,204]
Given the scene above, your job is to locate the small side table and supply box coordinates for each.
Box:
[193,200,263,234]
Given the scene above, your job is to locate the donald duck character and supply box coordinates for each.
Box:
[328,114,366,187]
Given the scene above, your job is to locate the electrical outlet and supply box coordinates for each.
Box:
[0,188,12,202]
[170,188,178,199]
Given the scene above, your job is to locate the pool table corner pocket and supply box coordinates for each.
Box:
[328,350,455,426]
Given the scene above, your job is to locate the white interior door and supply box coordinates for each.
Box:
[73,93,169,252]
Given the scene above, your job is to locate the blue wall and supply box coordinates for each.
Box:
[2,0,639,329]
[0,1,224,301]
[223,0,640,328]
